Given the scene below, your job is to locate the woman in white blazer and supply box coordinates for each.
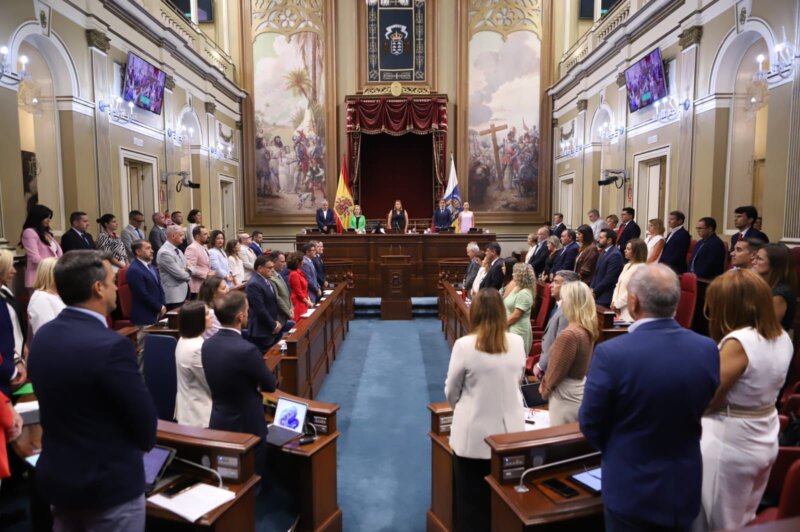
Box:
[610,238,648,321]
[174,301,213,428]
[444,288,526,532]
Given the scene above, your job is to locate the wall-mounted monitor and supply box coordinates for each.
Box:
[167,0,213,23]
[624,48,668,113]
[122,52,167,115]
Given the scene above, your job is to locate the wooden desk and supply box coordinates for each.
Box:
[147,421,262,530]
[263,391,342,532]
[427,403,455,532]
[263,283,350,399]
[439,281,471,347]
[484,424,602,531]
[296,233,495,297]
[380,254,412,319]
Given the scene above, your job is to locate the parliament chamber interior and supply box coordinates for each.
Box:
[2,0,800,530]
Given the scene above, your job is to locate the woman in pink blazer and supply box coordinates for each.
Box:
[21,205,62,289]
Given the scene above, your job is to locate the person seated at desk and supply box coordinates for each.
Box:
[444,289,526,532]
[387,200,409,233]
[539,281,597,425]
[316,200,335,233]
[202,291,277,477]
[28,250,158,531]
[348,204,366,233]
[433,199,451,232]
[175,301,213,428]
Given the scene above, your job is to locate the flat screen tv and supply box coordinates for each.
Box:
[122,52,167,115]
[624,48,668,113]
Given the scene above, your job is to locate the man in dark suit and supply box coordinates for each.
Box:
[550,213,566,237]
[245,255,283,351]
[302,242,321,303]
[316,200,335,233]
[202,290,277,477]
[689,217,727,279]
[59,211,96,253]
[732,205,769,248]
[590,228,624,307]
[580,264,719,530]
[313,240,327,289]
[551,228,579,272]
[127,240,166,330]
[433,199,451,232]
[148,212,168,263]
[529,227,550,278]
[659,210,691,274]
[28,250,157,530]
[250,230,266,257]
[616,207,641,254]
[479,242,504,290]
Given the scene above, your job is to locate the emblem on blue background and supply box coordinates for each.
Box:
[384,24,409,56]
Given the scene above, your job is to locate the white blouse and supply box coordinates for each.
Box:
[174,336,213,428]
[28,290,66,335]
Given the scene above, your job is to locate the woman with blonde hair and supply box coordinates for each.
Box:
[349,204,367,233]
[540,281,598,425]
[542,235,563,280]
[610,238,648,321]
[505,262,536,354]
[695,269,793,530]
[645,218,666,263]
[445,288,526,532]
[0,250,27,395]
[27,257,66,335]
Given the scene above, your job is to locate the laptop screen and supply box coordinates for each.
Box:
[274,398,308,432]
[144,445,175,486]
[521,382,547,408]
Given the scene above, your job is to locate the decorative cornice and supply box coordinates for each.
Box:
[468,0,542,41]
[361,85,432,96]
[577,99,587,112]
[679,26,703,49]
[164,75,175,90]
[204,102,216,115]
[86,29,111,52]
[616,72,626,88]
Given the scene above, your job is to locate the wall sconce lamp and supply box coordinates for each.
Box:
[772,27,796,79]
[598,122,625,143]
[653,95,691,123]
[559,137,584,157]
[98,97,134,123]
[208,143,234,160]
[1,46,31,85]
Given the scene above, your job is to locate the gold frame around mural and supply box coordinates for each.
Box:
[455,0,554,225]
[356,0,437,89]
[241,0,338,226]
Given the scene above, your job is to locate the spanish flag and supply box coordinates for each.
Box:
[334,154,354,233]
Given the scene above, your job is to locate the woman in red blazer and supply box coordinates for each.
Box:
[287,252,312,321]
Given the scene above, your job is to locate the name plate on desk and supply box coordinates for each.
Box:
[438,415,452,434]
[310,415,329,435]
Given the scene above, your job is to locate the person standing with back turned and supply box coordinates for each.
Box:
[580,264,719,531]
[28,250,157,532]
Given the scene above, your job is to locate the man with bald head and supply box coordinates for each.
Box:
[580,264,719,531]
[157,225,191,309]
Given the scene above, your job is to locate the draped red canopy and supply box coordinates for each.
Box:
[345,95,448,199]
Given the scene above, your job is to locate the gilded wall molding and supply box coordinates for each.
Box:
[468,0,541,40]
[679,26,703,49]
[361,85,432,96]
[85,29,110,52]
[251,0,324,39]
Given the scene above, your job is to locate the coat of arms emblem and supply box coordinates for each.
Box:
[384,24,409,56]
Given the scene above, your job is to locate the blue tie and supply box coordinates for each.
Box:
[149,264,159,282]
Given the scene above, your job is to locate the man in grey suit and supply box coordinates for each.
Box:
[121,210,146,262]
[302,242,321,303]
[269,250,295,330]
[532,270,580,379]
[156,225,191,310]
[148,212,168,262]
[463,242,481,292]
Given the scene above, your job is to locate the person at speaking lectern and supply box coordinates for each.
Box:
[433,199,451,232]
[387,200,409,232]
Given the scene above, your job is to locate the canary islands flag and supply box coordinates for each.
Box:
[334,154,354,233]
[443,154,462,232]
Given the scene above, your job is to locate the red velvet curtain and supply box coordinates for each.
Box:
[346,96,448,197]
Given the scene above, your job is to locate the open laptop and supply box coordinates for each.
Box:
[266,398,309,446]
[144,445,177,494]
[521,382,547,408]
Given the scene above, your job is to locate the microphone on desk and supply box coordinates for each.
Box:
[513,451,601,493]
[173,456,224,488]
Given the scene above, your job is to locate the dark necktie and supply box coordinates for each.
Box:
[149,264,159,282]
[82,233,91,247]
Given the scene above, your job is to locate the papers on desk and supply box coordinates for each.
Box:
[148,483,235,523]
[301,308,316,318]
[323,290,333,296]
[524,409,551,431]
[14,400,40,425]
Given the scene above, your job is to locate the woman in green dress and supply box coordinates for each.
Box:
[348,204,367,233]
[504,262,536,355]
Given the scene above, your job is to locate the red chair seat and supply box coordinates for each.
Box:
[675,273,697,329]
[750,507,779,524]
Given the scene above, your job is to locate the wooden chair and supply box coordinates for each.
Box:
[781,394,800,417]
[110,267,133,329]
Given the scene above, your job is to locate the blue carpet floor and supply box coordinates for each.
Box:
[314,317,451,532]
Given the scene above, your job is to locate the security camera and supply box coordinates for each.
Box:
[180,173,200,190]
[162,170,199,191]
[598,169,627,187]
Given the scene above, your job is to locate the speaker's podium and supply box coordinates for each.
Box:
[380,254,412,320]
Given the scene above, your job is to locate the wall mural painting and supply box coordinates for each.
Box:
[466,1,541,213]
[252,1,327,215]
